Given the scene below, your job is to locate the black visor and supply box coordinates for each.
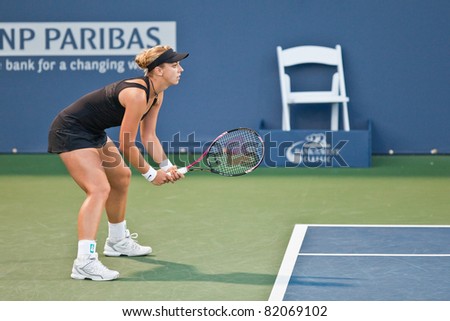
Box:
[146,49,189,71]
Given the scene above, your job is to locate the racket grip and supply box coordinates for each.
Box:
[177,167,188,174]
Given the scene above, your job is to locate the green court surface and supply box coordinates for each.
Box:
[1,154,449,301]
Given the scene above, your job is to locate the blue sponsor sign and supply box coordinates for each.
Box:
[259,126,371,168]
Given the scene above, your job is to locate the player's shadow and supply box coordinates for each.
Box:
[289,276,357,287]
[118,256,275,285]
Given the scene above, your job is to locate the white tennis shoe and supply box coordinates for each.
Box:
[71,253,119,281]
[104,229,152,257]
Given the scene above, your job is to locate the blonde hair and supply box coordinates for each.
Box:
[135,45,172,75]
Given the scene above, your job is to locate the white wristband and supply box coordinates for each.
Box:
[142,167,157,182]
[159,159,173,172]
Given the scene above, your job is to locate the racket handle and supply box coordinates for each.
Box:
[177,167,188,174]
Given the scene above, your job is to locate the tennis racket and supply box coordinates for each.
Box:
[177,128,264,177]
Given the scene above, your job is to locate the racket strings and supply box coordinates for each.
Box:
[205,129,264,176]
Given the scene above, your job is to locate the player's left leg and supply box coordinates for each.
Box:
[100,138,152,257]
[100,138,131,223]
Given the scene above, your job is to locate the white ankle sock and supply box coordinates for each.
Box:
[108,220,127,243]
[78,240,96,258]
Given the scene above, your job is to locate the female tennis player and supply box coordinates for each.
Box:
[48,45,188,281]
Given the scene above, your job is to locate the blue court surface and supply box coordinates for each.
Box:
[270,225,450,301]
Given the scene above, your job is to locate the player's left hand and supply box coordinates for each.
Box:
[167,166,184,182]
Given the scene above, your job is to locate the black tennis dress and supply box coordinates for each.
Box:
[48,77,154,154]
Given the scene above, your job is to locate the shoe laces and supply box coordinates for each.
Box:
[82,255,111,274]
[121,230,141,249]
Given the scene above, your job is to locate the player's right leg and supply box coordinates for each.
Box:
[60,148,119,281]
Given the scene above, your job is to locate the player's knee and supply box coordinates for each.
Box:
[112,167,132,190]
[120,167,132,186]
[87,183,111,200]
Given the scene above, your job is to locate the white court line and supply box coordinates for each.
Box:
[299,253,450,257]
[268,224,450,301]
[305,224,450,228]
[268,225,308,301]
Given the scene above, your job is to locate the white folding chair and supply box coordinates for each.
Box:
[277,45,350,131]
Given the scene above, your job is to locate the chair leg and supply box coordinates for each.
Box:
[331,103,339,131]
[282,103,291,131]
[342,102,350,131]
